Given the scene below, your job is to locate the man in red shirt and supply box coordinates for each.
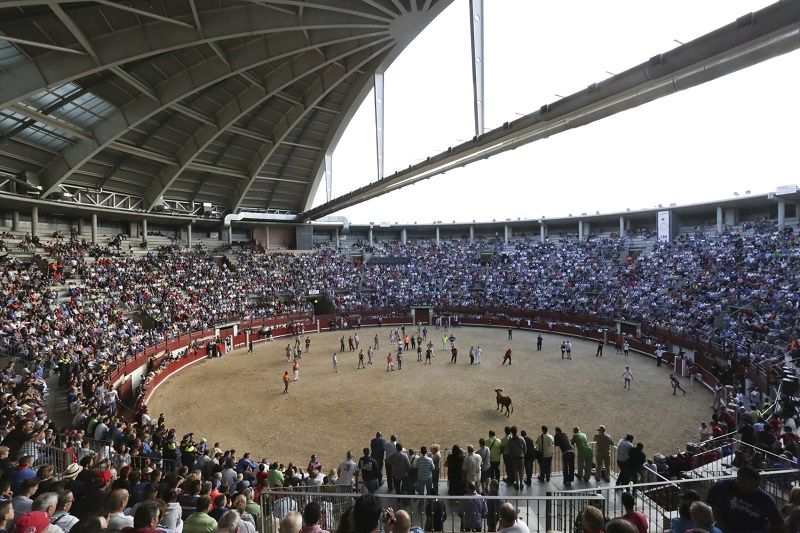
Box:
[620,491,648,533]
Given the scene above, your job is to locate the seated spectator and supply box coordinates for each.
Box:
[182,496,216,533]
[670,490,701,533]
[706,466,783,533]
[687,501,722,533]
[301,501,329,533]
[496,502,529,533]
[619,492,647,533]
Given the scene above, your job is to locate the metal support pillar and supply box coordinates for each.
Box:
[11,210,19,231]
[619,215,626,238]
[334,227,340,248]
[30,206,38,237]
[266,226,271,249]
[401,228,407,244]
[469,0,484,136]
[778,200,786,228]
[186,224,192,247]
[142,219,148,243]
[716,206,723,233]
[91,213,97,244]
[324,153,333,203]
[540,224,546,243]
[374,73,385,179]
[435,226,440,246]
[469,226,475,243]
[578,220,584,241]
[504,224,509,245]
[368,227,373,245]
[227,225,233,245]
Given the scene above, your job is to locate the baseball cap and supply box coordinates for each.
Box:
[95,469,112,484]
[15,511,50,533]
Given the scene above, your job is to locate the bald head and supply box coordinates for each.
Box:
[498,503,517,528]
[393,510,411,533]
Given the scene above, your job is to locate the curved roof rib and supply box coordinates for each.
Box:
[0,0,454,212]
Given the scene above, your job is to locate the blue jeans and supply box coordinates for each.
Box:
[416,478,433,495]
[538,457,552,480]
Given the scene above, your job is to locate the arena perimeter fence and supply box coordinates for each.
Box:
[550,468,800,533]
[261,469,799,533]
[259,489,604,533]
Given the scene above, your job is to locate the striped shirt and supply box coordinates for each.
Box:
[416,454,434,482]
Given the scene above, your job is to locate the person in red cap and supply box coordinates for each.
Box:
[14,511,50,533]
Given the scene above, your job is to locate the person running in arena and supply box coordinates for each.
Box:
[367,346,374,365]
[425,346,432,365]
[502,347,512,365]
[475,346,482,364]
[565,341,572,359]
[358,350,365,369]
[560,341,566,359]
[374,334,379,350]
[623,367,633,390]
[537,335,543,351]
[292,361,300,381]
[450,346,458,364]
[386,353,394,372]
[670,374,686,395]
[623,340,630,357]
[286,344,292,361]
[282,371,290,394]
[305,336,311,353]
[332,353,338,373]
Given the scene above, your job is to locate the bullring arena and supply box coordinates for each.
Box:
[149,327,710,468]
[2,2,800,533]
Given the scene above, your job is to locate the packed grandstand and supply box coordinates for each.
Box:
[0,216,799,533]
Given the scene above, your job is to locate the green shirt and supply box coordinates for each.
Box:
[183,512,217,533]
[571,432,592,458]
[499,435,511,457]
[268,468,285,487]
[246,500,262,520]
[486,436,502,462]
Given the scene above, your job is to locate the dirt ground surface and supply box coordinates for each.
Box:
[148,327,710,469]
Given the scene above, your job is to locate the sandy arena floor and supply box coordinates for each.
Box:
[148,327,710,469]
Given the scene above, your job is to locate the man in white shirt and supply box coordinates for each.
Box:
[462,445,482,491]
[106,489,134,531]
[337,451,358,490]
[496,503,530,533]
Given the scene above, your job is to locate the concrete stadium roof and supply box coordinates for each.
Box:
[0,0,452,214]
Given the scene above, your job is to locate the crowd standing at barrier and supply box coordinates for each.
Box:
[0,225,799,532]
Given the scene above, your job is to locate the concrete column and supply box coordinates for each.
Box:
[266,226,271,249]
[141,219,148,243]
[435,226,440,246]
[619,215,626,238]
[540,224,546,243]
[30,207,38,237]
[716,206,723,233]
[186,224,192,247]
[584,221,590,239]
[227,226,232,244]
[469,226,475,243]
[504,224,509,245]
[368,227,373,245]
[578,220,584,241]
[77,218,85,236]
[91,213,97,244]
[334,227,340,248]
[11,210,19,231]
[778,200,786,229]
[401,228,407,244]
[128,221,138,239]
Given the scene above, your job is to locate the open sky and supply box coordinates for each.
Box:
[310,0,800,224]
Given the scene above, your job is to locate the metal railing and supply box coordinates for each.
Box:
[259,489,603,533]
[551,469,800,532]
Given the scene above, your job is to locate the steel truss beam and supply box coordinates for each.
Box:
[301,1,800,220]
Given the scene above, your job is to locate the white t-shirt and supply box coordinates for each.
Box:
[338,459,358,486]
[498,519,531,533]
